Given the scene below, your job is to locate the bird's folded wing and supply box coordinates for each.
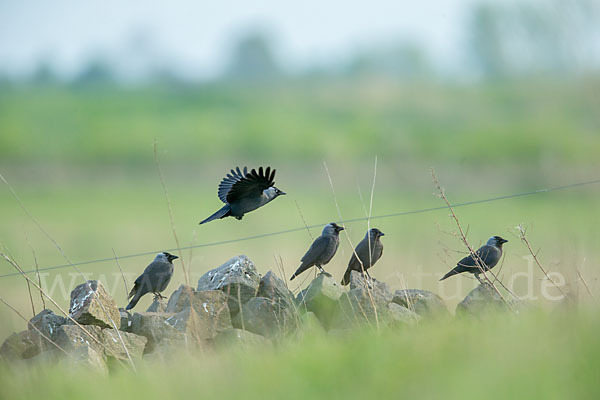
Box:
[301,235,329,263]
[457,245,494,268]
[220,166,276,204]
[141,261,170,281]
[456,253,477,268]
[348,238,367,269]
[477,246,497,267]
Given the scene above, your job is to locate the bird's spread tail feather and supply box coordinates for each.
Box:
[200,204,231,225]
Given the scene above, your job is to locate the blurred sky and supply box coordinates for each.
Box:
[0,0,475,79]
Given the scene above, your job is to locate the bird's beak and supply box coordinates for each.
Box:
[171,255,179,260]
[280,190,287,195]
[338,226,345,232]
[379,232,385,236]
[501,239,508,244]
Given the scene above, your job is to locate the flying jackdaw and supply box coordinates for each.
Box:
[200,166,285,224]
[341,228,384,285]
[125,252,178,310]
[440,236,508,282]
[290,222,345,281]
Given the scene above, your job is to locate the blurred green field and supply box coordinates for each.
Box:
[1,79,599,166]
[0,79,599,398]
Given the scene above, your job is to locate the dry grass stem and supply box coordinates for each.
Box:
[153,139,190,286]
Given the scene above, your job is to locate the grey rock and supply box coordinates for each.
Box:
[456,283,511,317]
[53,324,104,356]
[387,302,420,326]
[331,274,402,329]
[257,271,295,309]
[392,289,449,318]
[146,298,167,313]
[166,285,230,317]
[129,312,184,353]
[292,311,325,340]
[232,297,298,338]
[165,285,195,312]
[299,311,323,331]
[332,289,391,329]
[165,286,232,340]
[212,328,270,349]
[348,271,393,303]
[143,338,186,362]
[295,274,344,328]
[27,309,67,349]
[119,309,133,332]
[27,345,108,375]
[165,302,232,342]
[67,345,108,374]
[100,328,147,361]
[0,330,43,361]
[69,280,121,329]
[197,255,261,316]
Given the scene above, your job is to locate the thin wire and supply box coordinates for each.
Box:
[1,178,598,279]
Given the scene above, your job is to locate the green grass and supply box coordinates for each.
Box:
[1,310,599,399]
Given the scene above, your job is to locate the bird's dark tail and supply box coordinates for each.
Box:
[125,283,140,310]
[199,204,231,225]
[440,268,460,281]
[125,294,141,310]
[341,269,351,286]
[289,262,310,281]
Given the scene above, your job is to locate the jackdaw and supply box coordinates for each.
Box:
[341,228,384,285]
[125,252,178,310]
[290,222,345,281]
[440,236,508,282]
[200,166,285,224]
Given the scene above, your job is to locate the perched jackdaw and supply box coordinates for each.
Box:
[290,222,344,281]
[125,252,178,310]
[200,166,285,224]
[440,236,508,282]
[341,228,385,285]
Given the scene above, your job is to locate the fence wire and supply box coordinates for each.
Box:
[0,178,598,278]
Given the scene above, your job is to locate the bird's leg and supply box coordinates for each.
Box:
[153,292,166,301]
[475,274,484,285]
[365,271,374,289]
[317,265,332,277]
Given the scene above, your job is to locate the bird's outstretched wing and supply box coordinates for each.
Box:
[217,166,276,204]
